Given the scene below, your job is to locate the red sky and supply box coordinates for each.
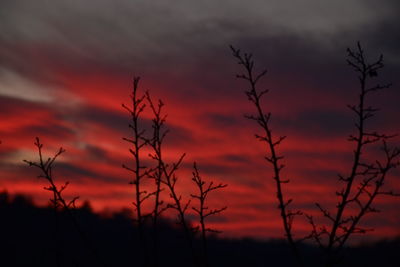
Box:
[0,0,399,242]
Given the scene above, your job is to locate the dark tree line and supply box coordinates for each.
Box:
[1,192,399,267]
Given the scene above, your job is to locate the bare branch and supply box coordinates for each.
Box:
[231,45,303,266]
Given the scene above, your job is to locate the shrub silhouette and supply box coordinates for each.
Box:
[24,137,106,267]
[190,162,227,267]
[311,42,400,267]
[230,42,399,266]
[146,90,170,267]
[21,76,228,267]
[122,77,154,265]
[122,77,228,267]
[231,46,304,266]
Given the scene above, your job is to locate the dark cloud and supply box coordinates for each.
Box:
[221,154,252,165]
[0,149,16,161]
[85,144,110,161]
[1,0,399,82]
[205,113,241,128]
[0,95,76,141]
[56,162,124,184]
[188,159,267,189]
[22,124,75,139]
[275,109,354,137]
[0,95,48,113]
[1,0,399,133]
[77,105,132,134]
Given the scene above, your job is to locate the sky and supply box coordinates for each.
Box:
[1,0,399,241]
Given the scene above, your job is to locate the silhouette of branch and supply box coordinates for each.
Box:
[230,45,303,266]
[146,96,198,267]
[23,138,78,212]
[145,91,170,267]
[24,137,106,267]
[122,76,152,266]
[190,162,227,267]
[307,42,400,266]
[336,141,400,249]
[302,214,327,249]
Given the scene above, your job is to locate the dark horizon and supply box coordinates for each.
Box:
[1,191,399,267]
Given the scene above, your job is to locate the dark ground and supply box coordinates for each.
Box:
[1,192,398,267]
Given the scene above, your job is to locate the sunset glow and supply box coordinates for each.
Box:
[1,0,399,242]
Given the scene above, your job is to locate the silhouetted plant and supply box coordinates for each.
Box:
[231,42,400,267]
[230,46,304,266]
[145,93,200,266]
[160,153,198,266]
[145,91,170,267]
[190,162,227,267]
[24,138,75,267]
[122,77,154,266]
[24,138,79,212]
[303,42,400,267]
[24,137,105,267]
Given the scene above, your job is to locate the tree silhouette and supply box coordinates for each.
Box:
[145,91,170,267]
[24,138,79,214]
[24,137,106,267]
[145,105,197,265]
[145,89,228,267]
[305,42,400,267]
[230,42,400,266]
[230,46,304,266]
[24,138,74,267]
[190,162,227,267]
[122,77,153,266]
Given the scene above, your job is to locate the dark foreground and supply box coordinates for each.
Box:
[1,192,398,267]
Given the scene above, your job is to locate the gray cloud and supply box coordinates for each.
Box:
[1,0,398,160]
[1,0,399,74]
[1,0,399,124]
[276,109,354,137]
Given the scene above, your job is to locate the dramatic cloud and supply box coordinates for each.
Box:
[1,0,399,240]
